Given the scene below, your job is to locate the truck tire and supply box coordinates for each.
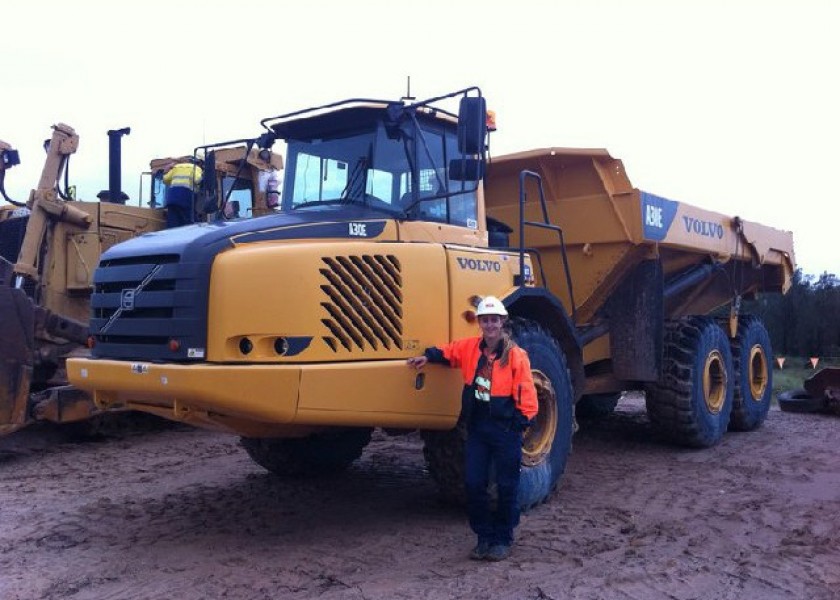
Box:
[240,428,372,477]
[728,315,773,431]
[778,388,824,413]
[421,320,575,511]
[645,316,733,448]
[576,393,621,420]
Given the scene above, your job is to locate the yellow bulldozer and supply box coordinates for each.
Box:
[68,87,794,508]
[0,124,282,436]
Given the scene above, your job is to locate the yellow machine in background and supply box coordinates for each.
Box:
[0,125,282,436]
[68,88,794,508]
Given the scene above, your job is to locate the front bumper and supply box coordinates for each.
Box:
[67,358,462,435]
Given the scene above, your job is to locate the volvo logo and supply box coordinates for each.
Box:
[121,289,136,311]
[99,263,163,335]
[456,257,502,272]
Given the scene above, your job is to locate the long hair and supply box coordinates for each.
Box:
[498,319,517,366]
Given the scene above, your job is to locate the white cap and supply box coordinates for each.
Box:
[475,296,508,317]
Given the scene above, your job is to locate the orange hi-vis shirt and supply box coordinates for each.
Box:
[439,336,538,420]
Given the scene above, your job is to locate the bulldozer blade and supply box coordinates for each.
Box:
[804,367,840,415]
[0,284,36,432]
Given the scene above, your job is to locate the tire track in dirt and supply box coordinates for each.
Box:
[1,402,838,599]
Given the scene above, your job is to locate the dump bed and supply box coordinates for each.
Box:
[484,148,795,325]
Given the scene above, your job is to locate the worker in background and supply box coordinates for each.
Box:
[163,160,203,228]
[407,296,538,561]
[224,200,241,219]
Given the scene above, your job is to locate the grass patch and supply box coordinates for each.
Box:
[773,367,809,395]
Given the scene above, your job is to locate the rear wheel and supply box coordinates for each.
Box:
[729,315,773,431]
[645,316,733,448]
[241,428,372,477]
[422,320,575,510]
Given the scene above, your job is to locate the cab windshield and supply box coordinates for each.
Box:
[282,119,479,228]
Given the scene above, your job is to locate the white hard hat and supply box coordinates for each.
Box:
[475,296,508,317]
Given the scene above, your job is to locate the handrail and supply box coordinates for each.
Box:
[517,170,577,323]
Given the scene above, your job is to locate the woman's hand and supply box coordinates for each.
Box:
[406,356,428,369]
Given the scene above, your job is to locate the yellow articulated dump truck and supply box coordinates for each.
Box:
[67,87,794,508]
[0,125,282,437]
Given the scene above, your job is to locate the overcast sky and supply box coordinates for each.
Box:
[2,0,837,276]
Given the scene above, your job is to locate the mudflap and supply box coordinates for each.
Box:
[606,259,663,382]
[0,284,36,433]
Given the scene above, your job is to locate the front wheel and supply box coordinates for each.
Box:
[241,428,372,477]
[515,321,575,509]
[422,320,575,510]
[645,316,734,448]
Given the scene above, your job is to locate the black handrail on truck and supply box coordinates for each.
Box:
[515,170,577,324]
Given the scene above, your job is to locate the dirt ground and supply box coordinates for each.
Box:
[1,394,838,600]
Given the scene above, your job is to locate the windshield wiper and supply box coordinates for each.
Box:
[291,199,341,210]
[292,197,405,218]
[402,190,444,217]
[339,156,368,202]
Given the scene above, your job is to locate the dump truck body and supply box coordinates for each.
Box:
[485,149,792,320]
[484,149,794,393]
[68,88,794,507]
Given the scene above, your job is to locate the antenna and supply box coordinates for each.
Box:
[400,75,415,102]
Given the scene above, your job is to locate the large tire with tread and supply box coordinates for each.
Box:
[576,392,621,420]
[240,428,372,477]
[645,316,733,448]
[422,319,575,511]
[729,315,773,431]
[778,388,824,413]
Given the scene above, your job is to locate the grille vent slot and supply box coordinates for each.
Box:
[320,254,402,352]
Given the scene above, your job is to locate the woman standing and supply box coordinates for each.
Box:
[407,296,538,561]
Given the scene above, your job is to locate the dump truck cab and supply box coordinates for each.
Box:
[273,98,485,245]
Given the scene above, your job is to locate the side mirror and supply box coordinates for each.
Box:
[202,151,219,213]
[457,96,487,155]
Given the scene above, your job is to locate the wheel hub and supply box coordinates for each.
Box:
[522,370,557,467]
[748,344,768,401]
[703,350,727,414]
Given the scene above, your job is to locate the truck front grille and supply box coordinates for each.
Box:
[320,254,403,352]
[90,253,207,360]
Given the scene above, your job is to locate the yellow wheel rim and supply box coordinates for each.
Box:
[703,350,727,414]
[748,344,768,401]
[522,370,557,467]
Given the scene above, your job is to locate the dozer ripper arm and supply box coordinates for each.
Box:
[13,123,92,284]
[0,125,93,436]
[1,139,22,206]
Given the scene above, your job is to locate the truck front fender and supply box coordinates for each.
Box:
[504,288,584,401]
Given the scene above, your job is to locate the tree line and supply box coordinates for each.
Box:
[744,270,840,358]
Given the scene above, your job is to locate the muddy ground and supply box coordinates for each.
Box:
[1,395,838,600]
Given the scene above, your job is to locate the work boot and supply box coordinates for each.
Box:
[469,540,491,560]
[484,543,512,561]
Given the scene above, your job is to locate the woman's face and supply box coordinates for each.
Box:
[478,314,505,343]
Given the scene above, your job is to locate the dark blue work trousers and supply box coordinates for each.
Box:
[465,407,522,546]
[165,186,194,228]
